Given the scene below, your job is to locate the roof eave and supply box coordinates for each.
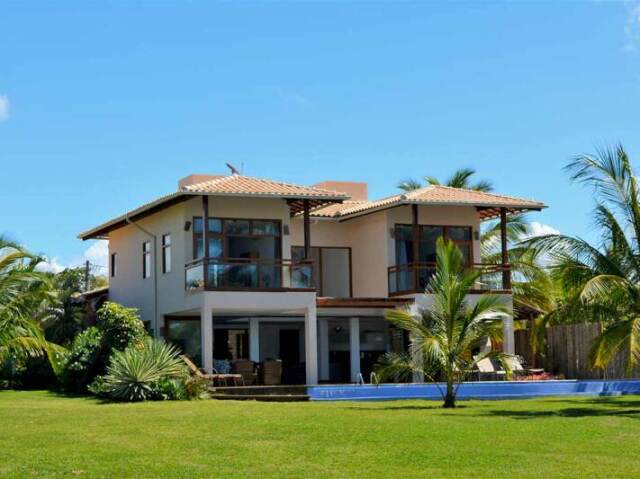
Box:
[78,190,349,240]
[338,199,546,221]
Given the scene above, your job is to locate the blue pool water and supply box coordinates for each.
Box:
[308,379,640,401]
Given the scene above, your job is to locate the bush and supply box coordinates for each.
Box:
[59,302,148,393]
[60,327,104,393]
[99,339,189,402]
[96,302,147,351]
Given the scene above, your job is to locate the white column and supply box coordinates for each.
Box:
[201,296,214,373]
[304,302,318,385]
[319,318,330,381]
[502,315,515,355]
[249,318,260,363]
[349,317,360,383]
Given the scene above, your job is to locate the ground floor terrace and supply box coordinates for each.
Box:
[163,292,515,385]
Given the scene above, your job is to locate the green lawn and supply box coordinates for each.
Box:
[1,391,639,478]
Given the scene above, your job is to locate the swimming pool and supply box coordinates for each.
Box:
[308,379,640,401]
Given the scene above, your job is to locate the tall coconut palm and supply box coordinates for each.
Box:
[0,237,64,371]
[398,168,493,192]
[525,145,640,371]
[376,238,512,408]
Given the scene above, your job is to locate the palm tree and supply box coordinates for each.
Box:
[398,168,493,192]
[376,238,512,408]
[0,237,64,372]
[525,145,640,371]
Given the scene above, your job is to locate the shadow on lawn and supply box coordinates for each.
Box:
[467,397,640,420]
[340,404,467,412]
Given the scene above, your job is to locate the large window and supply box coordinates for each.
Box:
[142,241,151,279]
[167,319,201,366]
[395,225,473,264]
[193,218,281,260]
[192,218,282,289]
[162,234,172,274]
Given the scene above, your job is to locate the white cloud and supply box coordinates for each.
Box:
[0,95,9,122]
[81,241,108,268]
[36,241,109,275]
[624,2,640,51]
[37,257,66,274]
[528,222,560,238]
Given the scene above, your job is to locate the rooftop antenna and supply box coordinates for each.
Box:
[225,162,241,175]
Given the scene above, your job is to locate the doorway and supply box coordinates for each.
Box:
[279,329,303,384]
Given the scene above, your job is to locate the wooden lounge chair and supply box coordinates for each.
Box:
[507,356,545,378]
[182,356,244,386]
[475,357,506,381]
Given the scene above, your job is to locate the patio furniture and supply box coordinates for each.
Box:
[261,359,282,385]
[182,356,244,386]
[232,359,257,385]
[475,357,506,381]
[507,356,545,378]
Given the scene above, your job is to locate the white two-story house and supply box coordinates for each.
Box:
[79,173,545,385]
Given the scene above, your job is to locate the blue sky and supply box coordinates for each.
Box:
[2,1,640,271]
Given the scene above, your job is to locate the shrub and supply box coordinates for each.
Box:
[60,327,105,393]
[100,339,189,402]
[183,376,210,400]
[60,302,148,393]
[96,302,147,351]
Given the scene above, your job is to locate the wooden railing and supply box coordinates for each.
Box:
[185,257,316,292]
[387,262,511,296]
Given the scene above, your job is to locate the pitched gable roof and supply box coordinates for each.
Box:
[309,185,545,220]
[79,175,348,240]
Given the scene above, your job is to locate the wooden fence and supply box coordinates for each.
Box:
[514,322,640,379]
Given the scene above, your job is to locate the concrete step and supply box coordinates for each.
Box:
[210,385,309,396]
[210,393,310,402]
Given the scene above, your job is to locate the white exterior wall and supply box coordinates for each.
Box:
[108,195,295,329]
[290,204,482,298]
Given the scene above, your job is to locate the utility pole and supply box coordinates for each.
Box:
[84,260,90,292]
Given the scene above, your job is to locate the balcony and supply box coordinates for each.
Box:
[388,262,511,296]
[185,257,316,292]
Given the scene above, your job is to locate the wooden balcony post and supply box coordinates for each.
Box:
[202,195,210,289]
[412,204,419,291]
[500,207,511,290]
[303,199,311,260]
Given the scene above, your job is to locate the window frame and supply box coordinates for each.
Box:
[291,245,353,297]
[192,217,282,260]
[110,252,117,278]
[162,233,172,274]
[394,224,474,265]
[142,240,151,279]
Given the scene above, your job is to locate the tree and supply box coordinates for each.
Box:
[525,145,640,371]
[0,237,64,373]
[398,168,493,192]
[376,238,511,408]
[44,267,108,345]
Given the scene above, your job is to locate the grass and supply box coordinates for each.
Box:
[1,391,639,478]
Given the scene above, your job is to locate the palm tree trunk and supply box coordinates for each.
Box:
[443,376,456,408]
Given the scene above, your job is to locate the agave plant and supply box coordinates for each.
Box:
[101,338,189,401]
[376,238,512,408]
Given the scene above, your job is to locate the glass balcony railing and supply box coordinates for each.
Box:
[185,257,315,292]
[388,262,511,296]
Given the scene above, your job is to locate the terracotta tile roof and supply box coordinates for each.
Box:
[79,175,348,240]
[181,174,348,200]
[310,185,545,220]
[309,201,368,218]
